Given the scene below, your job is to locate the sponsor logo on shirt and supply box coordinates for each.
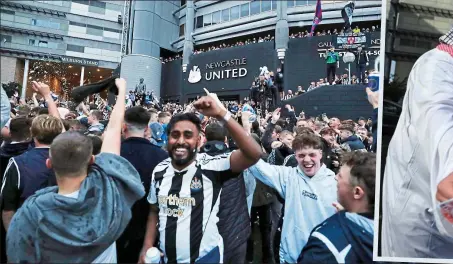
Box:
[158,194,196,217]
[302,190,318,200]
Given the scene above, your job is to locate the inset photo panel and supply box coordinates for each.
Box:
[375,0,453,262]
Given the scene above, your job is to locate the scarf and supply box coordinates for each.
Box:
[438,27,453,57]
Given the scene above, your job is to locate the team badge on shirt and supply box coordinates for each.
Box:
[190,176,202,192]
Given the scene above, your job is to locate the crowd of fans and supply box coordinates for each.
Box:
[290,25,379,38]
[160,24,379,63]
[0,73,379,263]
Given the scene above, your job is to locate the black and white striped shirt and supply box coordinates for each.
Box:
[148,152,235,263]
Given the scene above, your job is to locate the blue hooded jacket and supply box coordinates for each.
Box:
[6,153,145,263]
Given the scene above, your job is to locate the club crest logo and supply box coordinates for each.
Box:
[188,66,202,84]
[190,176,202,192]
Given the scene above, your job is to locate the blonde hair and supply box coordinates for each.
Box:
[31,115,64,145]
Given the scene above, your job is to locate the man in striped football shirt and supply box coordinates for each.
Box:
[139,94,262,263]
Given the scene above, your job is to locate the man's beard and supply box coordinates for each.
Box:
[170,144,198,167]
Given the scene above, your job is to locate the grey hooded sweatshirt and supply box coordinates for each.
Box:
[6,153,145,263]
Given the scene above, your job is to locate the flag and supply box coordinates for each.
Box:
[310,0,322,37]
[341,1,355,31]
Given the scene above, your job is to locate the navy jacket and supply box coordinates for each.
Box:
[341,135,366,151]
[298,211,374,263]
[119,137,168,240]
[1,147,56,210]
[199,141,251,262]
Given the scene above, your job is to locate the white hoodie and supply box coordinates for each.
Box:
[246,160,337,263]
[382,48,453,258]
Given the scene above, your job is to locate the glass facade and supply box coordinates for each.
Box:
[195,0,278,29]
[31,18,60,30]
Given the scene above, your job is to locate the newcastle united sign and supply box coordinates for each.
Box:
[188,58,248,84]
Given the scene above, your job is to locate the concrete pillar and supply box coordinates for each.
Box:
[80,66,85,86]
[275,1,289,60]
[21,59,29,99]
[182,0,195,72]
[131,1,161,58]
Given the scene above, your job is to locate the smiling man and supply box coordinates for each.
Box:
[298,152,375,263]
[247,134,337,263]
[140,94,262,263]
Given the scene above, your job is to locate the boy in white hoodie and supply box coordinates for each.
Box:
[247,134,337,263]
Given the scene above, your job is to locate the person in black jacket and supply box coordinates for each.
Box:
[0,116,33,264]
[355,46,369,84]
[117,106,168,263]
[298,152,376,263]
[275,62,284,100]
[339,124,365,151]
[200,123,251,264]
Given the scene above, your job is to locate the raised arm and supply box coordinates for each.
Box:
[79,102,90,116]
[100,78,126,155]
[262,109,280,153]
[193,93,262,173]
[32,93,39,107]
[31,81,59,119]
[247,159,290,198]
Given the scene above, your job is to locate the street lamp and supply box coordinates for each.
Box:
[343,52,355,84]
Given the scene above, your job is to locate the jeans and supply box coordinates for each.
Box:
[116,236,144,263]
[247,204,274,263]
[357,63,366,83]
[326,63,336,84]
[271,87,278,110]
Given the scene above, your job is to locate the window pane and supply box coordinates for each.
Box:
[31,19,37,25]
[67,44,84,52]
[212,11,220,25]
[261,0,271,12]
[0,35,12,43]
[87,24,103,30]
[296,0,307,6]
[240,3,249,17]
[69,21,86,27]
[104,27,121,33]
[0,9,15,15]
[230,6,240,20]
[38,41,48,48]
[48,42,58,49]
[195,16,203,28]
[221,9,229,22]
[203,13,211,27]
[89,0,106,9]
[307,0,316,5]
[287,0,295,7]
[179,24,185,36]
[271,0,277,10]
[72,0,88,5]
[86,27,103,36]
[250,0,260,15]
[29,39,35,46]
